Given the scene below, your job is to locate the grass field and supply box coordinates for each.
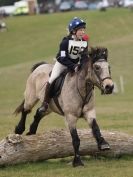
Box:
[0,8,133,177]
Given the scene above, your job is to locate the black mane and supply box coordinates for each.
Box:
[89,47,108,63]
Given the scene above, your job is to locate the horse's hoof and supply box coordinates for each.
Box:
[99,143,110,151]
[72,156,84,167]
[15,126,24,135]
[26,132,32,135]
[73,160,84,167]
[26,132,36,135]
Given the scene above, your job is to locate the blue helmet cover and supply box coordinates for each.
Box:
[68,17,86,33]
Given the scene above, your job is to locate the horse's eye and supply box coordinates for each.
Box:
[94,65,101,71]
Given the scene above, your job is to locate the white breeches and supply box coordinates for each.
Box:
[49,61,67,84]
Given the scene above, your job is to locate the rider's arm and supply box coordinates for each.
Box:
[56,38,76,71]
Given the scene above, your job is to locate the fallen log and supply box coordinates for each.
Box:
[0,129,133,166]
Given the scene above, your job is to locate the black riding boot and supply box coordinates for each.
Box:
[38,82,51,113]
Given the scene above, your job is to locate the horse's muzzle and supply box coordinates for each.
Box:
[102,84,114,94]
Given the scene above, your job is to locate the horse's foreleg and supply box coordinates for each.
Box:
[26,108,49,135]
[15,108,30,134]
[84,110,110,151]
[70,128,84,167]
[91,119,110,150]
[66,115,84,167]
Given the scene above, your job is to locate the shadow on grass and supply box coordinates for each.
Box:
[1,155,133,170]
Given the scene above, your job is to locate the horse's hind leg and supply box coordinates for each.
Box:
[15,107,30,134]
[26,108,50,135]
[65,114,84,167]
[15,85,38,134]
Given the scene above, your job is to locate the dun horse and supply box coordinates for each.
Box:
[14,47,114,167]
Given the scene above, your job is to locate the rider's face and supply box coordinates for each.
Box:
[75,28,86,40]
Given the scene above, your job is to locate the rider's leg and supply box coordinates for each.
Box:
[39,61,67,113]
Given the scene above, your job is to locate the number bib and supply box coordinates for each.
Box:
[68,40,87,59]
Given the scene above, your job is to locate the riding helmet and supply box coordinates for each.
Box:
[68,17,86,33]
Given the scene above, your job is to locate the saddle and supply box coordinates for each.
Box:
[49,69,68,98]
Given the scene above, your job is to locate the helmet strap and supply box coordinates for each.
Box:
[70,30,76,35]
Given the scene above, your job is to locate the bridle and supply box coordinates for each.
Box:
[93,59,112,91]
[75,56,112,105]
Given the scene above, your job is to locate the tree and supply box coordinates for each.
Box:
[0,129,133,166]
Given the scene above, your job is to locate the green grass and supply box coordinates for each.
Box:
[0,8,133,177]
[1,157,133,177]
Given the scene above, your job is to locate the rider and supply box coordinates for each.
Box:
[39,17,89,113]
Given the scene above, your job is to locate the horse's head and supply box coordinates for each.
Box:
[88,47,114,94]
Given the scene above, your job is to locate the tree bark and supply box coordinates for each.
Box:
[0,129,133,166]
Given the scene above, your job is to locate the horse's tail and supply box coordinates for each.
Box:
[14,100,25,115]
[31,61,47,73]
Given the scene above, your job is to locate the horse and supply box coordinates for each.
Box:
[14,47,114,167]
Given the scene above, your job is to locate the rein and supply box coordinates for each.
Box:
[76,72,94,108]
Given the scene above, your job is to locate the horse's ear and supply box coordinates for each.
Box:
[105,48,108,52]
[89,46,97,55]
